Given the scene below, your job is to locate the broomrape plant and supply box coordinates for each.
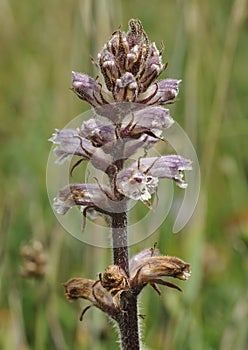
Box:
[50,19,191,350]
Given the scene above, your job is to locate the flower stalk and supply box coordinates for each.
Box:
[51,19,192,349]
[111,210,129,276]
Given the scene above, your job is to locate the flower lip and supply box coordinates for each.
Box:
[116,155,192,202]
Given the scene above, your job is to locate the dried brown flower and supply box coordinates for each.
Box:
[63,247,191,320]
[63,276,122,319]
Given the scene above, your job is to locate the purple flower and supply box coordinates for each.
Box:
[72,72,114,106]
[49,128,94,163]
[49,128,112,171]
[137,79,181,105]
[53,183,113,215]
[51,18,192,223]
[116,155,192,203]
[71,19,180,107]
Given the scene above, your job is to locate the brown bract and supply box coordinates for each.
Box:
[100,265,129,293]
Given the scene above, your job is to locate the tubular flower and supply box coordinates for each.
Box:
[53,184,113,215]
[116,155,192,204]
[129,248,191,294]
[72,19,180,106]
[49,128,95,164]
[49,127,112,171]
[53,183,129,218]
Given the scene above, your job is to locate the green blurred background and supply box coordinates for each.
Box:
[1,0,248,349]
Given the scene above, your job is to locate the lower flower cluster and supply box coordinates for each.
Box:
[63,246,191,321]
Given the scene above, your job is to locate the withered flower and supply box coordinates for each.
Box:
[63,247,191,321]
[63,265,129,319]
[129,250,191,294]
[63,277,121,319]
[99,265,129,293]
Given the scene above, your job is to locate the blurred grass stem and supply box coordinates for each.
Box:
[202,0,247,185]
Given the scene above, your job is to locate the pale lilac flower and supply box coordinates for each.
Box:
[71,19,180,107]
[50,19,191,221]
[137,79,181,105]
[50,128,111,171]
[49,128,95,163]
[53,183,113,215]
[116,155,192,203]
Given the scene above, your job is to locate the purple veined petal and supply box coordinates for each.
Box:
[138,42,165,91]
[49,128,113,172]
[137,79,181,105]
[105,34,121,56]
[156,79,181,103]
[98,50,119,91]
[126,45,142,73]
[122,106,174,130]
[137,155,192,188]
[49,128,95,163]
[139,155,192,173]
[80,119,116,148]
[80,118,108,135]
[72,72,100,106]
[123,135,160,159]
[72,71,113,107]
[53,183,130,216]
[53,183,113,215]
[89,147,112,172]
[116,154,192,200]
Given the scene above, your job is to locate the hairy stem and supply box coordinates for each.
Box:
[111,210,140,350]
[112,210,129,276]
[117,293,140,350]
